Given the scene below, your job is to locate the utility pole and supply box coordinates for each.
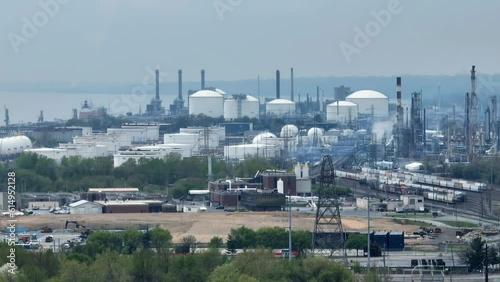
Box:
[288,188,292,261]
[367,179,371,268]
[485,244,489,282]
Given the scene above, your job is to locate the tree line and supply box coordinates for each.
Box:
[0,226,385,282]
[0,153,278,196]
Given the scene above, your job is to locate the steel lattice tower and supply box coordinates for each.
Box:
[312,155,347,264]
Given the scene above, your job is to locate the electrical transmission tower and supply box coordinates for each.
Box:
[312,155,347,265]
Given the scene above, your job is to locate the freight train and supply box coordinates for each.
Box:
[335,170,466,204]
[359,167,486,192]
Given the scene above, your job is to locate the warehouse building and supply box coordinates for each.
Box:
[95,199,163,213]
[68,200,103,214]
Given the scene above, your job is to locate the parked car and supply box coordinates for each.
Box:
[215,205,225,210]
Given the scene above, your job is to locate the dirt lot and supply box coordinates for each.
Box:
[4,213,423,242]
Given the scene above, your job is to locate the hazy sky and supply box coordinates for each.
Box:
[1,0,499,86]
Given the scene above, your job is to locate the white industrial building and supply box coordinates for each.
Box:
[180,127,225,143]
[0,136,32,157]
[68,200,103,214]
[189,90,224,117]
[113,143,192,167]
[345,90,389,119]
[295,163,311,195]
[224,94,259,120]
[26,143,108,162]
[326,101,359,123]
[107,124,160,142]
[224,144,279,160]
[266,99,295,116]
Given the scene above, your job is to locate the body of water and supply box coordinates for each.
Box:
[0,91,181,124]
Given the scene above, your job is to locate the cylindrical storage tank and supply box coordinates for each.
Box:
[346,90,389,119]
[0,136,33,156]
[266,99,295,116]
[224,94,259,120]
[189,90,224,117]
[277,178,284,194]
[326,101,359,123]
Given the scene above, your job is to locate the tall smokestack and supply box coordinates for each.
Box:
[155,69,160,100]
[178,70,182,100]
[291,68,294,101]
[397,77,402,126]
[201,69,205,89]
[276,70,280,99]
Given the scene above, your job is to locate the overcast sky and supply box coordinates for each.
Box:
[1,0,499,86]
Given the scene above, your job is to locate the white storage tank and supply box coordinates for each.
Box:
[266,99,295,116]
[0,136,32,156]
[189,90,224,117]
[326,101,359,123]
[346,90,389,119]
[224,94,259,120]
[280,124,299,138]
[252,132,279,146]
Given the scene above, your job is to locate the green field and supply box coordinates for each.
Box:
[384,213,440,219]
[438,221,479,228]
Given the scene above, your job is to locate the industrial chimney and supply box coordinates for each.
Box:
[291,68,294,101]
[155,69,160,100]
[178,70,183,100]
[201,69,205,90]
[276,70,280,99]
[397,77,402,126]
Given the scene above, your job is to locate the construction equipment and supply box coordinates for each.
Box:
[41,226,53,233]
[65,220,85,229]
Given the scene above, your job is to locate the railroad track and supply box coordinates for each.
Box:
[337,178,499,221]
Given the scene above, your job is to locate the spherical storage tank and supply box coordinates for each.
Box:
[345,90,388,119]
[252,132,279,146]
[189,90,224,118]
[0,136,32,156]
[326,101,359,123]
[280,124,299,138]
[224,94,259,120]
[266,99,295,116]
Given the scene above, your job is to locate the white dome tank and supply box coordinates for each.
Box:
[326,101,359,123]
[252,132,279,146]
[224,94,259,120]
[189,90,224,117]
[307,127,323,138]
[345,90,388,119]
[280,124,299,138]
[266,99,295,116]
[0,136,33,156]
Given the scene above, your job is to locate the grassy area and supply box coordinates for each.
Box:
[384,213,442,219]
[392,218,434,227]
[438,221,479,228]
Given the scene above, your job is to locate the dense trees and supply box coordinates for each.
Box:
[459,236,499,273]
[8,152,277,195]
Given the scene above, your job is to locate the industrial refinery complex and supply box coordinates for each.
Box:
[2,65,500,279]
